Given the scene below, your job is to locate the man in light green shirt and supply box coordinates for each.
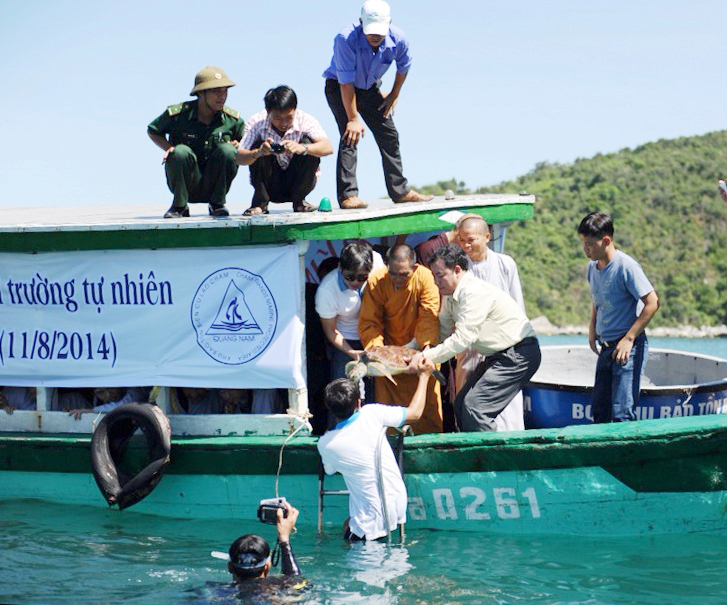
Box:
[409,245,541,432]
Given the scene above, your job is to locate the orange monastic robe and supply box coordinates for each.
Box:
[358,266,442,434]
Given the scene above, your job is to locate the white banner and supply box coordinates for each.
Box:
[0,245,304,389]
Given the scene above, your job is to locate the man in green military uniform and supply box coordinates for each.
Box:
[148,66,245,218]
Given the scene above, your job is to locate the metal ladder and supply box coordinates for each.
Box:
[317,425,412,543]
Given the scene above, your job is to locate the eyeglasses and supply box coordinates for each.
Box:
[342,272,369,282]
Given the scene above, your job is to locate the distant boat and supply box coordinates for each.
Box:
[524,345,727,428]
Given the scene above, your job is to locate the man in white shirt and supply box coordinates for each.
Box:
[410,245,541,432]
[315,241,385,411]
[237,85,333,215]
[458,215,524,306]
[315,241,385,381]
[317,359,434,540]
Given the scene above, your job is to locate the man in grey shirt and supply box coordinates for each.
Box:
[577,212,659,423]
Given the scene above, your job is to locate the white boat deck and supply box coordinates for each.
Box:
[0,194,533,234]
[531,346,727,388]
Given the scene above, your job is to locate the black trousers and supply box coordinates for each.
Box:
[248,135,320,208]
[324,79,408,205]
[455,337,541,432]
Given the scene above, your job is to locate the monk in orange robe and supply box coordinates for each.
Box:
[359,244,442,434]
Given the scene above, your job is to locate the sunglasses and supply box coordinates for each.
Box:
[342,272,369,282]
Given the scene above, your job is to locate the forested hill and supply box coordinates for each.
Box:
[421,131,727,328]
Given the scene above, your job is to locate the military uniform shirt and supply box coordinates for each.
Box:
[147,100,244,166]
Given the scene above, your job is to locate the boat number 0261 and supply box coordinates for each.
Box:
[408,487,541,521]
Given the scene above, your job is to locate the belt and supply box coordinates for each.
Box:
[598,333,645,349]
[491,336,538,358]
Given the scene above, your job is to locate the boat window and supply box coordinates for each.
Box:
[1,386,37,414]
[161,387,287,415]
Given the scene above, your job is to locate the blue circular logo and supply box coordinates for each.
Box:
[191,268,278,365]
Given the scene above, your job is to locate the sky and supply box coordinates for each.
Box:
[1,0,725,210]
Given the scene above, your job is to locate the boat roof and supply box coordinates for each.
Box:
[0,194,533,252]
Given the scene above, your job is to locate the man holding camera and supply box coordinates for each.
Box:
[223,500,302,583]
[236,85,333,216]
[148,66,244,219]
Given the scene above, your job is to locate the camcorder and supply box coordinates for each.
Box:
[257,496,289,524]
[270,142,285,154]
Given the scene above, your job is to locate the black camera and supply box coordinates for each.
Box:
[270,143,285,154]
[257,497,288,524]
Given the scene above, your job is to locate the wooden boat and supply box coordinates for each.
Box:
[524,345,727,428]
[4,197,727,536]
[4,414,727,535]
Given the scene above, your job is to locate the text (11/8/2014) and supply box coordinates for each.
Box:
[0,330,118,367]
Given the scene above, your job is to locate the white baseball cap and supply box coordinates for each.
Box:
[361,0,391,36]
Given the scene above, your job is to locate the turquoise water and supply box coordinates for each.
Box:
[3,337,727,605]
[3,499,727,605]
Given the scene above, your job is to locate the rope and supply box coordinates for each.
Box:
[274,411,313,499]
[92,411,104,431]
[681,386,696,408]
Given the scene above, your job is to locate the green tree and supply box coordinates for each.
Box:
[419,131,727,327]
[417,179,471,197]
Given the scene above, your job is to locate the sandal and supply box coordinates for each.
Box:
[208,204,229,217]
[163,205,190,219]
[293,201,315,213]
[243,206,269,216]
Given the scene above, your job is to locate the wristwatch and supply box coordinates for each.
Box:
[302,144,309,156]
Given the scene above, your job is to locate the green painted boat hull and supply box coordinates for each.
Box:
[2,414,727,535]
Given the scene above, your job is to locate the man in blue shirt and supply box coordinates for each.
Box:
[577,212,660,423]
[323,0,433,210]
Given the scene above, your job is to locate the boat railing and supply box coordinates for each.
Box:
[0,386,309,437]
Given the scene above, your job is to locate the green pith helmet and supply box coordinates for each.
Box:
[190,66,236,96]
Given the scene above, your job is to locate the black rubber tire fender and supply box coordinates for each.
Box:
[91,402,171,510]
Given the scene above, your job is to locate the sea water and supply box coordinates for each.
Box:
[3,499,727,605]
[3,337,727,605]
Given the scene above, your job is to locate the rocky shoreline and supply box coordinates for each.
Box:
[530,316,727,339]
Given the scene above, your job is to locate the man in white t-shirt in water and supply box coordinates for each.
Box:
[317,359,434,541]
[455,215,526,431]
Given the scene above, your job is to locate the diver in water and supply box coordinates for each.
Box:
[226,501,301,582]
[195,500,307,604]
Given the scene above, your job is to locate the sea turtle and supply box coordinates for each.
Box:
[345,345,446,385]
